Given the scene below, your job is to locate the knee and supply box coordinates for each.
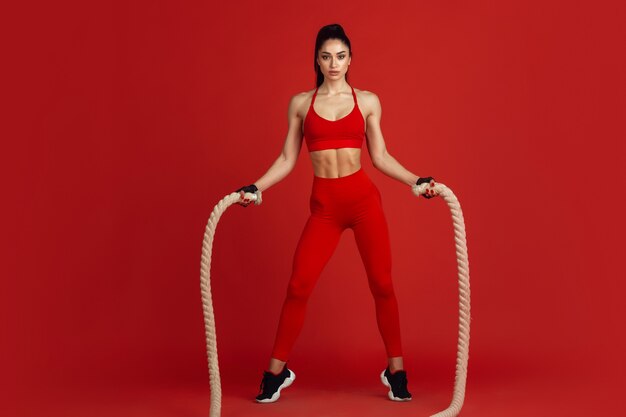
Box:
[368,276,396,299]
[286,277,315,301]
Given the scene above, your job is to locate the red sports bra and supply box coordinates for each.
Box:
[303,85,365,152]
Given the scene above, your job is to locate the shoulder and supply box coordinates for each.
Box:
[354,88,381,107]
[284,90,311,115]
[288,90,316,111]
[291,89,316,104]
[353,88,381,118]
[285,89,315,120]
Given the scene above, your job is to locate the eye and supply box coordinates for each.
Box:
[339,55,345,59]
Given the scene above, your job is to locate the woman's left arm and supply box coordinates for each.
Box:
[364,91,420,186]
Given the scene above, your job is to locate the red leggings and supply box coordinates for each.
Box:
[270,167,404,361]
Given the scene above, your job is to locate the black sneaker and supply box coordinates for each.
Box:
[380,366,412,401]
[255,365,296,403]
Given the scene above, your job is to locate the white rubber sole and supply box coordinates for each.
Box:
[256,369,296,403]
[380,369,412,401]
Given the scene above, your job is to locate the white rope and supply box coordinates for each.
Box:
[412,182,472,417]
[199,190,261,417]
[200,184,471,417]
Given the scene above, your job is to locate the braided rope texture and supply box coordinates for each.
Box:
[200,184,470,417]
[412,182,472,417]
[200,191,260,417]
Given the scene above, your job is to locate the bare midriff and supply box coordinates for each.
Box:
[309,148,361,178]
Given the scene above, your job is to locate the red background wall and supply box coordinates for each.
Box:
[2,1,624,416]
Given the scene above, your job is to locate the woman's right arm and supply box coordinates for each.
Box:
[251,93,305,193]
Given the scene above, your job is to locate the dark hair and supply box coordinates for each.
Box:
[313,24,352,87]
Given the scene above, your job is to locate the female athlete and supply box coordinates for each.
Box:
[235,23,437,403]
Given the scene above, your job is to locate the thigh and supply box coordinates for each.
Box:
[288,214,343,291]
[352,194,392,277]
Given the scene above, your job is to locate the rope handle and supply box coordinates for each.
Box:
[237,189,263,205]
[412,181,440,198]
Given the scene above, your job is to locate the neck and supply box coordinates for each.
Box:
[320,78,350,95]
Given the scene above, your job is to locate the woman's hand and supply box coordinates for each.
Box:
[235,184,258,207]
[416,176,436,199]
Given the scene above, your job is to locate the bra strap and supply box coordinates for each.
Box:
[350,85,357,105]
[311,86,319,107]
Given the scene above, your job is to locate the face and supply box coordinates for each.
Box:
[316,39,351,80]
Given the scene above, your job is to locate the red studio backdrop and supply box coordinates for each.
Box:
[2,1,624,416]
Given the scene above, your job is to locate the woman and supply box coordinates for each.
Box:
[235,24,436,403]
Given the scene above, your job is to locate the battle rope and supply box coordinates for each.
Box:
[411,181,472,417]
[199,182,470,417]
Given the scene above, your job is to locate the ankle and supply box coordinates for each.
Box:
[268,364,285,375]
[388,366,404,374]
[387,356,404,374]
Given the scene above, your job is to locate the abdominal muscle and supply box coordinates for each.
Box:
[309,148,361,178]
